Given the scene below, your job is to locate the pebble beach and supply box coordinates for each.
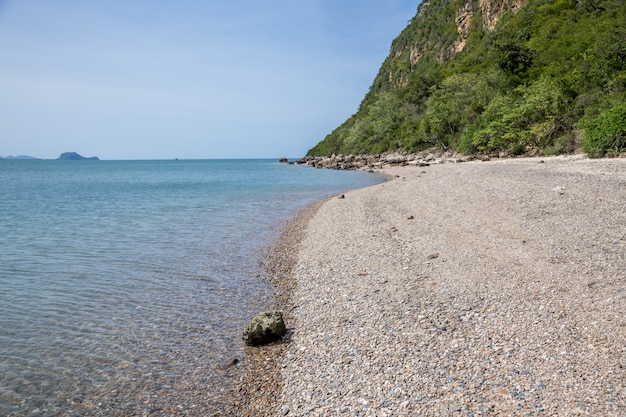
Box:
[236,155,625,417]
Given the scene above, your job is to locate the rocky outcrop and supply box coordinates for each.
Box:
[382,0,528,90]
[452,1,473,54]
[480,0,526,30]
[242,310,287,346]
[452,0,526,55]
[295,151,480,171]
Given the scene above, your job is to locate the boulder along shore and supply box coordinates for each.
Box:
[235,155,625,416]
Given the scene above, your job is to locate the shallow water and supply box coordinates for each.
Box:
[0,159,384,416]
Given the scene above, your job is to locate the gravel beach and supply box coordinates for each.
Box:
[239,156,625,417]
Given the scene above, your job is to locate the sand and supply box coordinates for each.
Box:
[236,155,626,416]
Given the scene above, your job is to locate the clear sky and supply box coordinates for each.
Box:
[0,1,419,160]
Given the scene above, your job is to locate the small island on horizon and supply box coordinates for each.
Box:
[0,155,40,160]
[56,152,99,161]
[0,152,100,160]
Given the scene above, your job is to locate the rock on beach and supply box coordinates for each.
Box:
[242,310,287,346]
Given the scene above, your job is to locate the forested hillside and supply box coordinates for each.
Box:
[307,0,626,158]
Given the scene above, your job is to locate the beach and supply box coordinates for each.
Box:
[236,155,625,416]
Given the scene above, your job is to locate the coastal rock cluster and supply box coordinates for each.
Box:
[293,152,484,171]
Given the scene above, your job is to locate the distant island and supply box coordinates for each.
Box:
[0,155,40,160]
[56,152,99,161]
[1,152,100,160]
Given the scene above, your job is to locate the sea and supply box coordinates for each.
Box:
[0,159,385,416]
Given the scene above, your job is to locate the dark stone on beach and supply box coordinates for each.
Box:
[279,157,288,163]
[243,310,287,346]
[218,358,240,370]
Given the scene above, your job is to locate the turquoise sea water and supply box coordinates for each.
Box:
[0,159,384,416]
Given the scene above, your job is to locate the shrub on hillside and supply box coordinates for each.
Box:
[580,100,626,157]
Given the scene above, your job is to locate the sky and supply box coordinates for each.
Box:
[0,0,419,160]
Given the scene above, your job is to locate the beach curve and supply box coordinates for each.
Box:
[239,155,626,416]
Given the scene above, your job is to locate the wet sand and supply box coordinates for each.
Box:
[229,200,328,416]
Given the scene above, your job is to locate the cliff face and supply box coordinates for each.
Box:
[308,0,626,158]
[384,0,525,89]
[367,0,527,101]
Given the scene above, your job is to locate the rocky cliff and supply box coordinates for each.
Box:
[380,0,526,91]
[308,0,625,158]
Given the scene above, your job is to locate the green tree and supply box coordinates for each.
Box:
[461,76,569,154]
[422,72,504,148]
[496,40,534,79]
[579,99,626,157]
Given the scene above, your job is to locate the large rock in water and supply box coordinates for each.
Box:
[242,310,286,346]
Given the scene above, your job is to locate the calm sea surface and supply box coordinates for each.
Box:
[0,159,384,416]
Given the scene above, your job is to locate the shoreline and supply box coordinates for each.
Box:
[231,198,331,416]
[238,155,625,416]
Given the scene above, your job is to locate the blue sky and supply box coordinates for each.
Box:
[0,1,419,160]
